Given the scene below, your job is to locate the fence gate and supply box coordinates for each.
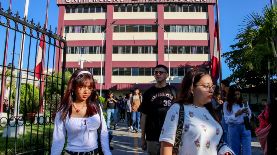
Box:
[0,6,67,155]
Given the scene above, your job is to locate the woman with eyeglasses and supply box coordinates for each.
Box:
[51,69,111,155]
[159,69,234,155]
[223,85,252,155]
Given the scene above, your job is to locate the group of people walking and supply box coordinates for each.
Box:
[50,64,276,155]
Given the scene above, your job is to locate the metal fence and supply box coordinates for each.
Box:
[0,6,67,155]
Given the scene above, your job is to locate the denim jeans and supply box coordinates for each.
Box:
[132,112,140,130]
[107,108,117,129]
[228,123,252,155]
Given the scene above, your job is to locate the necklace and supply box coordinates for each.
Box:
[73,103,86,113]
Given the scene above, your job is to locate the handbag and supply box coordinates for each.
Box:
[172,103,184,155]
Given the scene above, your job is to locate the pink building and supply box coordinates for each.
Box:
[56,0,217,91]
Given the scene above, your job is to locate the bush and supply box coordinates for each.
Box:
[19,83,40,114]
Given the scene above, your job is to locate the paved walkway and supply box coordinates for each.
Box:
[110,122,263,155]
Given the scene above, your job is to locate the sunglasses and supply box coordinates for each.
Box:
[154,71,167,75]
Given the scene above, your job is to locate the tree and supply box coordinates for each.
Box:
[223,6,277,87]
[19,83,40,114]
[44,71,71,116]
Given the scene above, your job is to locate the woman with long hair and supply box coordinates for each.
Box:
[159,69,233,155]
[51,69,111,155]
[223,85,252,155]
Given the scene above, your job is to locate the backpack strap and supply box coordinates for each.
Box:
[172,103,184,155]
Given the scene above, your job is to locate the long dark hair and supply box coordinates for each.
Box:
[177,69,219,122]
[58,69,98,121]
[226,85,243,112]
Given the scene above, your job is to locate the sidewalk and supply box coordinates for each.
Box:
[110,122,263,155]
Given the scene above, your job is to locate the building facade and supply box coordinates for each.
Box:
[56,0,216,91]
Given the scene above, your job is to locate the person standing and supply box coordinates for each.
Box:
[139,64,176,155]
[105,91,118,130]
[125,92,133,131]
[223,85,252,155]
[131,88,142,132]
[159,69,233,155]
[51,69,111,155]
[220,79,230,143]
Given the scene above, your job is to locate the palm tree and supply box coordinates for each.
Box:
[223,6,277,87]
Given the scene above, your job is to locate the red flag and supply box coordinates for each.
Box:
[211,23,220,82]
[34,34,45,79]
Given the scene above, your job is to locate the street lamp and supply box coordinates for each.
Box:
[100,20,117,97]
[155,21,171,85]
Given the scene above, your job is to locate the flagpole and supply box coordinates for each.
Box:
[0,0,12,113]
[38,0,49,113]
[14,0,29,117]
[215,0,222,85]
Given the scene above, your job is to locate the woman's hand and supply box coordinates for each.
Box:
[235,108,248,117]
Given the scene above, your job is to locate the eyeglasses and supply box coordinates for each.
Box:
[154,71,167,75]
[195,84,216,91]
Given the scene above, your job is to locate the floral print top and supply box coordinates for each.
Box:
[159,104,225,155]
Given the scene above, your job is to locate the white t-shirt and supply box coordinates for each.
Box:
[160,103,232,155]
[51,107,111,155]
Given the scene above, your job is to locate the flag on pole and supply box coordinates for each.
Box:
[34,34,46,79]
[211,22,220,82]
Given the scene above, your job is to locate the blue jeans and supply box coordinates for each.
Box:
[132,112,140,130]
[107,109,117,129]
[228,123,251,155]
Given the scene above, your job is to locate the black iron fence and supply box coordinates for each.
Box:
[0,6,67,155]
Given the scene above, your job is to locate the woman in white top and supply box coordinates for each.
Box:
[51,69,111,155]
[223,85,252,155]
[159,69,234,155]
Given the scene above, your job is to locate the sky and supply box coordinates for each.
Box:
[0,0,271,79]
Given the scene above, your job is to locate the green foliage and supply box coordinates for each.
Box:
[19,83,40,114]
[45,71,72,96]
[223,6,277,87]
[44,71,71,116]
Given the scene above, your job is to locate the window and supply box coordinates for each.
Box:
[204,46,209,54]
[139,25,144,32]
[145,68,152,75]
[114,5,119,12]
[189,26,195,32]
[126,25,133,32]
[127,4,132,12]
[113,68,119,75]
[139,5,144,12]
[182,4,188,12]
[119,4,125,12]
[133,5,138,12]
[84,6,89,13]
[132,68,139,76]
[90,6,95,13]
[64,26,69,33]
[113,46,118,54]
[184,46,190,54]
[145,25,152,32]
[114,26,119,32]
[77,5,83,13]
[132,46,138,54]
[66,7,70,13]
[125,46,131,54]
[177,46,184,54]
[95,6,102,12]
[164,5,169,12]
[119,25,126,32]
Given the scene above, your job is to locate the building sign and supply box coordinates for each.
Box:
[57,0,215,4]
